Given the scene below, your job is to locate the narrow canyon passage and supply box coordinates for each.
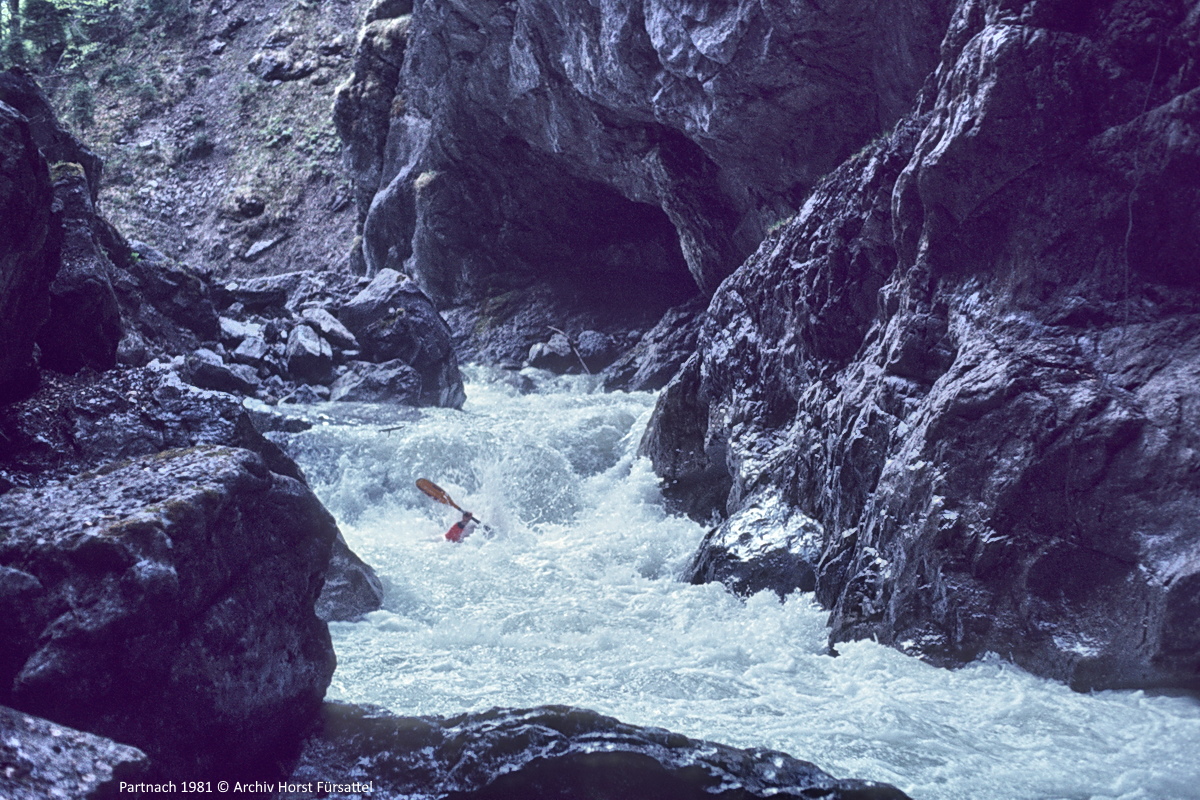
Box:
[275,367,1200,800]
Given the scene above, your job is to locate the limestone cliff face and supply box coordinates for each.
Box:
[340,0,950,348]
[644,0,1200,690]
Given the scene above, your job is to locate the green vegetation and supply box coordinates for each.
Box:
[1,0,190,69]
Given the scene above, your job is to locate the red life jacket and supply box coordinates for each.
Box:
[446,521,467,542]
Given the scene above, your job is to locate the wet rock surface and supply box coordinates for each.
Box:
[316,533,387,623]
[0,446,338,780]
[338,268,465,407]
[283,703,910,800]
[644,0,1200,690]
[340,0,951,360]
[0,705,148,800]
[0,366,300,493]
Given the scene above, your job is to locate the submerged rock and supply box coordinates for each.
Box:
[284,703,910,800]
[0,446,338,780]
[0,705,148,799]
[686,491,825,600]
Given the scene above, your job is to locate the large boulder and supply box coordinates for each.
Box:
[0,446,338,780]
[284,703,909,799]
[119,242,221,348]
[643,1,1200,690]
[338,268,465,407]
[286,324,336,385]
[186,347,262,395]
[0,705,148,800]
[330,358,421,403]
[0,100,58,401]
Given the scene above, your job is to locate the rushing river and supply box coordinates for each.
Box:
[274,366,1200,800]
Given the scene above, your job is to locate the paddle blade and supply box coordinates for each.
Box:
[416,478,462,511]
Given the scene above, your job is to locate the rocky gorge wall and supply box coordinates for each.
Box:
[0,59,916,798]
[350,0,1199,690]
[338,0,953,363]
[644,0,1200,691]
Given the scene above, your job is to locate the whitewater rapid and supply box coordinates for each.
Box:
[274,366,1200,800]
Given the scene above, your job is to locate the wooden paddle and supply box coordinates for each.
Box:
[416,478,482,524]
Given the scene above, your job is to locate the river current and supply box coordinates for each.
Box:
[274,366,1200,800]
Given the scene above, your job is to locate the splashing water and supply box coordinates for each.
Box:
[275,366,1200,800]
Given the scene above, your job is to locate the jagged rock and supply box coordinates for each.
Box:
[221,275,291,311]
[333,10,411,226]
[219,315,259,344]
[330,359,420,403]
[232,334,271,365]
[249,48,318,81]
[525,332,575,373]
[603,297,705,391]
[35,164,122,374]
[0,705,148,800]
[0,446,338,780]
[640,354,732,522]
[0,367,302,493]
[186,347,261,394]
[644,1,1200,690]
[0,98,58,401]
[0,68,102,202]
[286,324,335,384]
[347,0,950,329]
[685,492,824,600]
[301,306,359,351]
[120,242,221,343]
[283,703,909,800]
[316,533,385,622]
[219,270,361,316]
[338,268,465,407]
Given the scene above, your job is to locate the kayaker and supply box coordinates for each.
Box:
[445,510,476,542]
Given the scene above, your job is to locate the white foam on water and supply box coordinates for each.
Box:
[278,366,1200,800]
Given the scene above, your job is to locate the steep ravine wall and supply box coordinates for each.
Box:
[338,0,952,360]
[644,0,1200,691]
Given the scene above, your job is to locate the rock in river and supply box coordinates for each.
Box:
[0,446,338,780]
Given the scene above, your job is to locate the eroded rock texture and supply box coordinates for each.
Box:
[0,446,338,780]
[0,705,148,800]
[645,0,1200,690]
[284,703,910,800]
[338,0,951,361]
